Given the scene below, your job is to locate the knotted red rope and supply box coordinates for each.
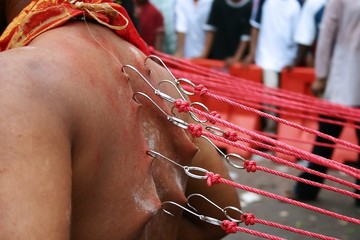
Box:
[241,213,256,226]
[174,98,190,113]
[223,131,238,142]
[207,111,221,124]
[221,220,238,234]
[243,160,257,173]
[194,84,208,96]
[187,124,202,138]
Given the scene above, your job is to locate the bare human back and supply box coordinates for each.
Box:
[0,0,240,239]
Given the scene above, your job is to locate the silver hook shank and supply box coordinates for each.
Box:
[162,201,222,226]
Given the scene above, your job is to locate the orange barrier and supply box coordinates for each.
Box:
[189,60,262,159]
[229,63,263,84]
[277,67,357,164]
[190,58,227,72]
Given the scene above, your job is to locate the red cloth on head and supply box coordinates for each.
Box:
[0,0,149,54]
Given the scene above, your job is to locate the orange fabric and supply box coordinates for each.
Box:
[0,0,149,54]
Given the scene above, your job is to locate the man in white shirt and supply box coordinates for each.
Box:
[246,0,302,132]
[174,0,214,58]
[290,0,360,207]
[293,0,327,66]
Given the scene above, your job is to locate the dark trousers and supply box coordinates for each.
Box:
[294,115,360,202]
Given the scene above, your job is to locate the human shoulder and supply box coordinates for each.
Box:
[0,47,75,119]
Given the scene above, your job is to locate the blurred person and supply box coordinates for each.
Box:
[174,0,214,59]
[135,0,164,50]
[245,0,302,132]
[288,0,360,207]
[293,0,327,67]
[0,0,241,239]
[120,0,140,31]
[151,0,178,55]
[199,0,252,67]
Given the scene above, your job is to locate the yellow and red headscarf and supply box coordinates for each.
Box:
[0,0,149,54]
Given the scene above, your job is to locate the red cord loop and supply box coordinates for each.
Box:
[188,124,202,138]
[244,160,257,172]
[206,172,221,186]
[221,220,238,234]
[208,111,221,124]
[174,99,190,113]
[241,213,256,226]
[223,131,238,142]
[194,84,208,96]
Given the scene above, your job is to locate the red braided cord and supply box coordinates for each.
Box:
[161,57,360,122]
[204,92,360,154]
[151,50,360,239]
[260,130,360,152]
[254,218,338,240]
[153,51,360,122]
[255,165,360,199]
[205,172,360,224]
[201,131,360,190]
[188,107,360,179]
[221,220,286,240]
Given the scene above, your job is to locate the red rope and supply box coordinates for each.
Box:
[202,131,360,190]
[221,220,286,240]
[205,172,360,225]
[156,51,360,122]
[187,106,360,179]
[150,50,360,239]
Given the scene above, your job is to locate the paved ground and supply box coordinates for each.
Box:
[221,153,360,240]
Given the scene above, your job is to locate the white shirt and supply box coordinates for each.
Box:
[252,0,301,72]
[316,0,360,106]
[294,0,327,46]
[175,0,213,58]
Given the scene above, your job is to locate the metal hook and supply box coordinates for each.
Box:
[146,150,209,180]
[187,193,223,212]
[176,78,197,96]
[144,56,197,98]
[162,201,223,226]
[133,92,190,129]
[157,80,187,102]
[133,92,168,116]
[122,64,157,92]
[144,55,177,82]
[188,102,211,124]
[200,136,246,169]
[187,194,243,223]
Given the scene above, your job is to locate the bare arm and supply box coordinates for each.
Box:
[225,39,249,67]
[198,31,215,59]
[178,135,240,240]
[0,55,72,239]
[169,101,240,239]
[174,32,185,58]
[294,44,311,67]
[154,31,164,51]
[243,27,259,65]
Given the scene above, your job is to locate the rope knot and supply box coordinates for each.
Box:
[241,213,256,226]
[221,220,238,234]
[174,99,190,113]
[206,172,221,186]
[207,111,221,124]
[194,84,208,96]
[223,131,238,142]
[243,160,257,172]
[188,124,202,138]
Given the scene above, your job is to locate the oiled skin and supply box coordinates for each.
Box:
[0,2,240,239]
